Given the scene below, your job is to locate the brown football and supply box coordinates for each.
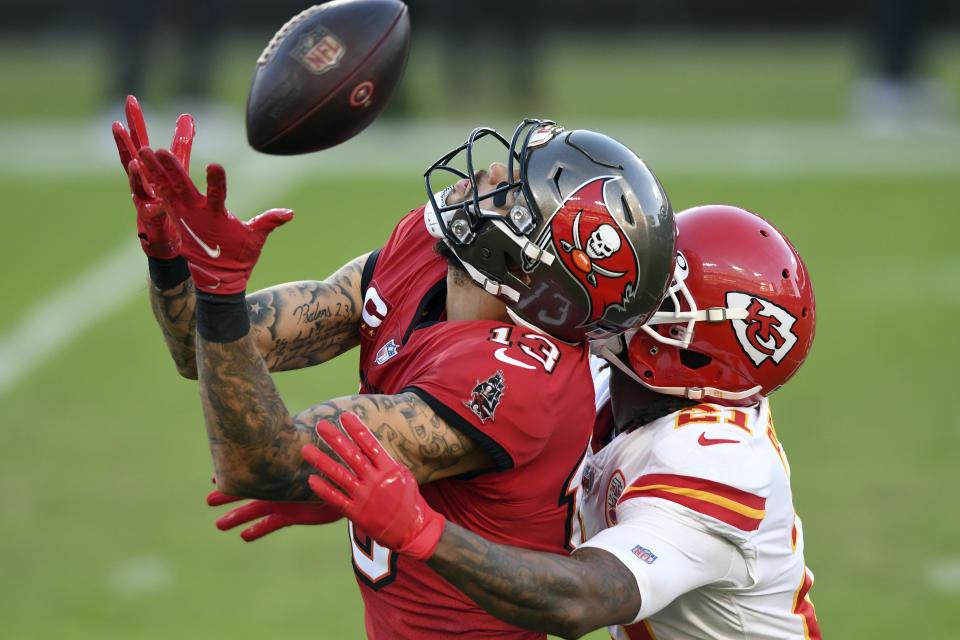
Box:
[246,0,410,155]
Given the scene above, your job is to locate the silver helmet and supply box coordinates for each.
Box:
[425,119,676,343]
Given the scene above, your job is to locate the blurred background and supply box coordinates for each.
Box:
[1,1,958,638]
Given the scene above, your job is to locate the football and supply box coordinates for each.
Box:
[246,0,411,155]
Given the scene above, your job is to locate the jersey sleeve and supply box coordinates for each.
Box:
[403,329,592,471]
[579,498,753,622]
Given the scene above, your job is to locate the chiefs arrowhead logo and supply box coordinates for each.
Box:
[727,292,799,367]
[549,177,640,323]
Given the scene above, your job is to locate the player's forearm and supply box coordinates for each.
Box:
[427,523,640,639]
[196,332,318,501]
[246,278,362,372]
[149,278,199,379]
[149,269,363,380]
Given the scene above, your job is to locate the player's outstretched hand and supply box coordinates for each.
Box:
[303,413,446,561]
[112,95,196,259]
[137,147,293,294]
[206,489,343,542]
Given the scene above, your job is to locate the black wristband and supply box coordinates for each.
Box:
[196,290,250,343]
[147,255,191,290]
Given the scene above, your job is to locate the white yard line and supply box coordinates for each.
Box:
[2,115,959,177]
[0,152,310,396]
[0,115,957,396]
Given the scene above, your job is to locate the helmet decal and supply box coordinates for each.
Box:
[527,124,562,148]
[549,177,640,323]
[727,292,799,367]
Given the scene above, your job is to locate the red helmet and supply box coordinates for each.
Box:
[597,205,815,406]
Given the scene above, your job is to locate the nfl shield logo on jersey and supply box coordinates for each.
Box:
[631,545,658,565]
[375,339,399,365]
[463,370,506,423]
[727,292,799,367]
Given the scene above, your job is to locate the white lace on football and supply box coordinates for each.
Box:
[257,4,326,66]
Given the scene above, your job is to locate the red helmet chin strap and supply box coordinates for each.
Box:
[593,337,761,404]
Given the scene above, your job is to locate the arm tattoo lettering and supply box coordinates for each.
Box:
[249,254,367,371]
[295,393,481,484]
[427,523,642,638]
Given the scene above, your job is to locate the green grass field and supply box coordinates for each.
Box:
[1,27,959,639]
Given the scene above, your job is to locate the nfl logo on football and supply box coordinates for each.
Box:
[294,28,345,74]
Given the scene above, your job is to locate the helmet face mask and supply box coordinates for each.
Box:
[424,120,676,343]
[597,205,816,407]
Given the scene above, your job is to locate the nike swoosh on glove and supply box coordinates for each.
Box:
[137,147,293,294]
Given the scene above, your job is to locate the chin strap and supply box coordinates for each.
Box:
[461,260,521,303]
[592,335,762,402]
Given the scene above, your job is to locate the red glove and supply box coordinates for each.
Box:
[112,95,195,259]
[207,489,343,542]
[302,413,446,561]
[137,147,293,294]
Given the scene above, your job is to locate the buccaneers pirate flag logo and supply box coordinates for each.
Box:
[464,370,507,423]
[551,177,640,321]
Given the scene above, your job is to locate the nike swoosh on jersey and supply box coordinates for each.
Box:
[494,347,536,370]
[180,219,221,258]
[698,433,741,446]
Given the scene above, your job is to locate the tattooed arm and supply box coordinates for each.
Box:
[427,523,641,639]
[199,325,494,500]
[149,252,368,379]
[150,278,198,378]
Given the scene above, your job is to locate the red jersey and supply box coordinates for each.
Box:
[352,208,595,638]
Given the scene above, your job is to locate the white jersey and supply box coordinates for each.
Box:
[579,371,821,639]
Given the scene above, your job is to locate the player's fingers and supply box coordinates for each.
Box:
[170,114,196,172]
[340,412,387,467]
[112,121,137,173]
[302,442,362,493]
[136,147,170,195]
[240,515,287,542]
[206,489,243,507]
[247,208,294,232]
[313,422,367,475]
[127,160,156,201]
[307,474,352,513]
[216,500,275,530]
[125,95,149,149]
[205,164,227,213]
[155,149,202,205]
